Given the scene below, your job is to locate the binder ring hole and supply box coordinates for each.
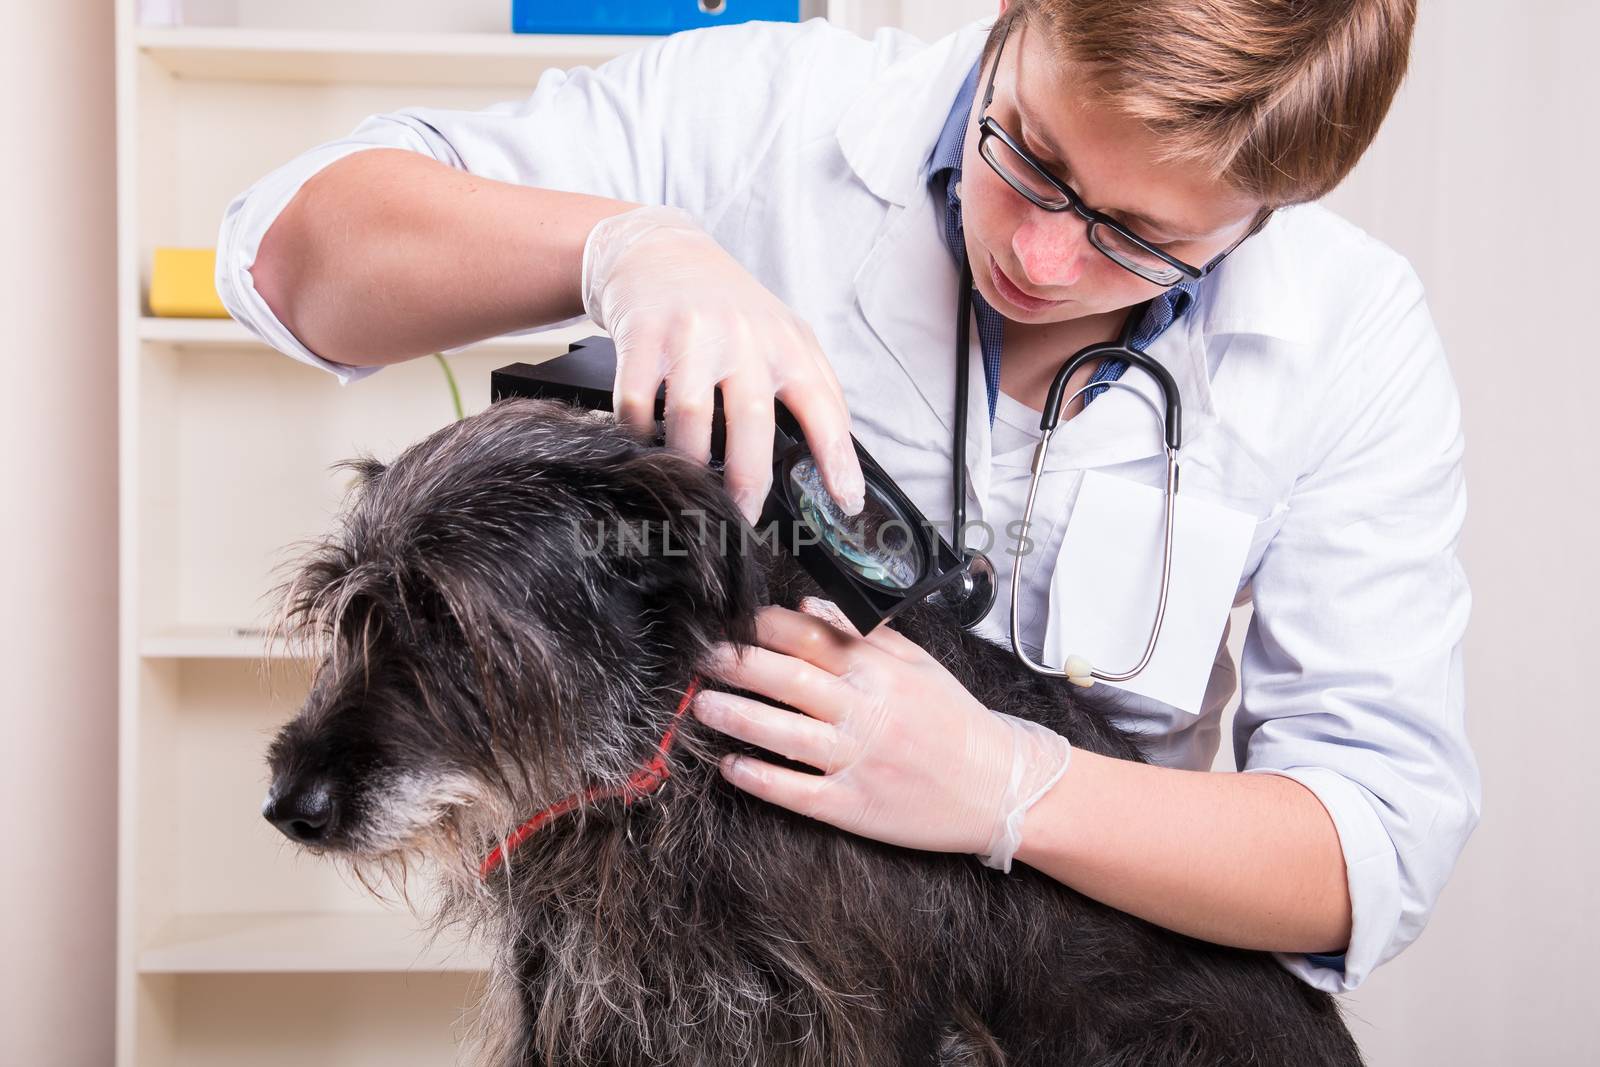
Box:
[699,0,728,13]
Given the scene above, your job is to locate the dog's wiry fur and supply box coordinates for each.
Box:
[265,398,1363,1067]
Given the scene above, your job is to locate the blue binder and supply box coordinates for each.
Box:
[513,1,802,36]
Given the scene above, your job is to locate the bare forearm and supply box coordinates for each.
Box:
[250,148,637,366]
[1014,750,1352,953]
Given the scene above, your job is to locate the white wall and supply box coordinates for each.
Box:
[1321,2,1597,1061]
[0,1,119,1065]
[882,1,1600,1062]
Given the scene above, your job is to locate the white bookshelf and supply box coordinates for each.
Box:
[138,314,594,351]
[136,26,657,85]
[138,624,286,659]
[139,911,490,973]
[114,1,894,1064]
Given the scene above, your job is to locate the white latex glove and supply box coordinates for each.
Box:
[693,598,1074,873]
[581,205,866,523]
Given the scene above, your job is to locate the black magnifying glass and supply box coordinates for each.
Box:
[491,335,992,635]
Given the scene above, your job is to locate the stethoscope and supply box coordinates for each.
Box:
[936,255,1185,688]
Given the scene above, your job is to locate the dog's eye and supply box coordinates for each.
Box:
[336,593,388,643]
[413,584,460,632]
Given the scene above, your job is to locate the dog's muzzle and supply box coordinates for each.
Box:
[262,777,339,845]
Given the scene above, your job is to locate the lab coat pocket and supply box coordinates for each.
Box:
[1040,468,1273,716]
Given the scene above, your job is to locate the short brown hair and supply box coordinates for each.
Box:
[989,0,1417,205]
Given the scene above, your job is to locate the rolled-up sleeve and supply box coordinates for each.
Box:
[217,133,404,383]
[215,19,831,382]
[1235,261,1480,994]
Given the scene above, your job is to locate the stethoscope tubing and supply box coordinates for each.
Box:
[1008,381,1180,682]
[952,254,1185,684]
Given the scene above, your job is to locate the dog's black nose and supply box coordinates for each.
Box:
[262,780,339,844]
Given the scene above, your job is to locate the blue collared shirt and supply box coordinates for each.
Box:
[927,59,1199,426]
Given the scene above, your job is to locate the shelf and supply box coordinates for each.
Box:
[139,316,593,357]
[117,7,854,1059]
[135,26,655,87]
[139,624,299,660]
[139,317,260,347]
[139,911,489,974]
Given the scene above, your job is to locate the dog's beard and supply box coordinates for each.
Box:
[329,762,586,908]
[355,769,483,854]
[299,769,493,899]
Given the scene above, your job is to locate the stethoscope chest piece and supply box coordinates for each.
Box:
[925,549,997,629]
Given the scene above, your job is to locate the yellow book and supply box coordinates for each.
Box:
[149,247,229,318]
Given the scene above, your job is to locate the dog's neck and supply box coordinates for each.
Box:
[477,674,704,878]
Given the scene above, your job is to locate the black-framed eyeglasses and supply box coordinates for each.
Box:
[976,12,1272,287]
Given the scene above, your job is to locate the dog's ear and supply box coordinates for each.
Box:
[334,455,388,488]
[607,450,763,652]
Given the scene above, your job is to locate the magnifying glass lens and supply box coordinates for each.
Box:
[788,457,925,591]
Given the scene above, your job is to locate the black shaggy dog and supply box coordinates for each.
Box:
[263,397,1362,1067]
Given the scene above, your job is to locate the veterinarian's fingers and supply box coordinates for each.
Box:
[662,364,718,466]
[858,620,932,666]
[717,753,838,822]
[701,642,851,724]
[718,369,777,525]
[691,690,841,771]
[749,604,859,676]
[774,368,865,516]
[796,596,861,636]
[612,328,667,441]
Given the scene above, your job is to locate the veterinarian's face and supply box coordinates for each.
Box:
[961,8,1262,322]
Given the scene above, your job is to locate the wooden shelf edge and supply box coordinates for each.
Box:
[138,910,489,974]
[135,26,656,86]
[139,317,593,357]
[139,625,299,660]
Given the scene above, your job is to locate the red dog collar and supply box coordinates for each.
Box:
[478,676,702,880]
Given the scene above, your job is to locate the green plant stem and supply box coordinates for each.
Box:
[432,353,465,421]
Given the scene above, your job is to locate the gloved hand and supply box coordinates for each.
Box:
[581,204,866,523]
[693,598,1074,873]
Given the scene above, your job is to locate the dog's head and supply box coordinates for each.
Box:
[262,398,761,867]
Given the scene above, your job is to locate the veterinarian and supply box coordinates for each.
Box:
[218,0,1477,995]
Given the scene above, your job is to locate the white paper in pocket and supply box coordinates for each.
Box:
[1040,470,1258,714]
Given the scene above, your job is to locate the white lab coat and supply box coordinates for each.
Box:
[217,16,1479,994]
